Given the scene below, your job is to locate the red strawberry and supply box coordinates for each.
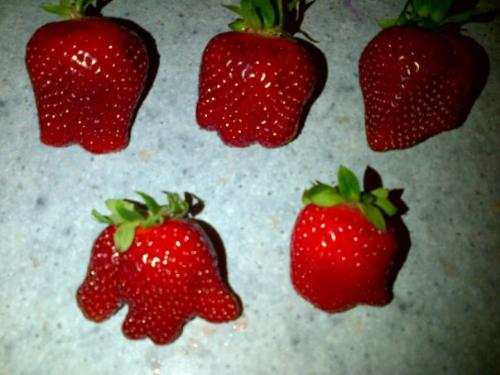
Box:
[290,166,403,313]
[25,0,149,154]
[359,0,489,151]
[196,0,317,148]
[77,192,241,344]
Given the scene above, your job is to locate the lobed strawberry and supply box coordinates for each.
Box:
[77,192,241,344]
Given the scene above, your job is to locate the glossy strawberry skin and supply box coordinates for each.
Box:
[291,203,398,313]
[359,26,489,151]
[77,219,241,345]
[26,17,148,154]
[196,31,316,148]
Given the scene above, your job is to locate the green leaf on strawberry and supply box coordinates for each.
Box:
[136,191,161,215]
[224,0,307,37]
[92,192,191,252]
[359,202,386,232]
[302,166,397,231]
[377,0,492,29]
[371,189,398,217]
[302,183,343,207]
[91,209,113,225]
[41,0,95,18]
[114,221,139,252]
[338,165,361,202]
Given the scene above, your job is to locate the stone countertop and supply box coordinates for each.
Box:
[1,1,499,374]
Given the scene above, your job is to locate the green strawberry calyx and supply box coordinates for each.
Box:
[377,0,485,29]
[41,0,95,19]
[92,192,190,252]
[224,0,310,38]
[302,166,398,232]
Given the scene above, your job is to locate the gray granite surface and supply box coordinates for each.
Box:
[1,1,499,374]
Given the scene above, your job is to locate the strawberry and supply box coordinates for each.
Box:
[290,166,403,313]
[359,0,489,151]
[77,192,241,344]
[196,0,317,148]
[25,0,149,154]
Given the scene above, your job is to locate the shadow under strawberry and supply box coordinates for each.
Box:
[184,192,243,309]
[364,166,411,299]
[284,0,328,142]
[195,219,244,310]
[293,38,328,142]
[443,23,490,125]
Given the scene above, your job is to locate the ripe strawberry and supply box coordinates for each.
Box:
[359,0,489,151]
[196,0,317,148]
[290,166,403,313]
[25,0,149,154]
[77,192,241,344]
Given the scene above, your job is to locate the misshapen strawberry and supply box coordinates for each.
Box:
[291,166,405,313]
[359,0,490,151]
[196,0,317,148]
[26,0,150,154]
[77,192,241,344]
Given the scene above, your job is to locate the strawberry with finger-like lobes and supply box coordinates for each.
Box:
[77,192,241,345]
[291,166,404,313]
[359,0,490,151]
[26,0,149,154]
[196,0,317,148]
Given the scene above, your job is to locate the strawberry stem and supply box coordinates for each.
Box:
[277,0,284,29]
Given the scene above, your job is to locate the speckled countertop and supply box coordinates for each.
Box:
[1,1,499,374]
